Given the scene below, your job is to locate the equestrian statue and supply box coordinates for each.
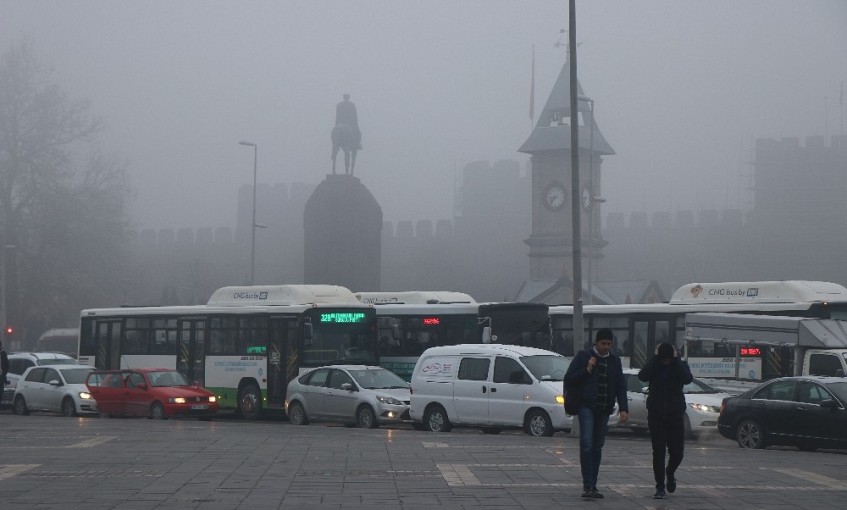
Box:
[331,94,362,175]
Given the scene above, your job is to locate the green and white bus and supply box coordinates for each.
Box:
[78,285,377,419]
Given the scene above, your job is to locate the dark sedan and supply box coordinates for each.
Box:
[718,376,847,450]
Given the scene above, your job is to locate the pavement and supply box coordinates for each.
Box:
[0,411,845,509]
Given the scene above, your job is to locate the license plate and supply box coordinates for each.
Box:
[191,404,208,410]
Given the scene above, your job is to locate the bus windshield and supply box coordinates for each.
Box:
[304,310,378,366]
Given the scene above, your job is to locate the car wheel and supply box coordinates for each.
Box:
[61,397,77,417]
[424,404,452,432]
[736,419,766,449]
[482,427,502,435]
[287,401,308,425]
[150,402,167,420]
[238,383,262,420]
[526,409,554,437]
[13,395,29,416]
[356,405,379,429]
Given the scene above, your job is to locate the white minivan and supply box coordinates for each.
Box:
[409,344,571,437]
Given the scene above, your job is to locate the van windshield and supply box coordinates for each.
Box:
[521,355,569,381]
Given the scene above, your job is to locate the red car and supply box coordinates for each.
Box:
[85,368,218,420]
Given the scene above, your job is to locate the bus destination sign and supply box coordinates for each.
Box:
[320,312,366,324]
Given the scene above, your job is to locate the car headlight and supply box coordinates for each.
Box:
[377,396,404,405]
[555,395,565,405]
[169,397,186,404]
[79,392,92,400]
[208,396,216,403]
[689,403,720,413]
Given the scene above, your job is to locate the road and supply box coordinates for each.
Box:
[0,411,844,509]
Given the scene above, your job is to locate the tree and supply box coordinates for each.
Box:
[0,41,132,347]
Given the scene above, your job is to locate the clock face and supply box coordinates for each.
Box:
[544,183,566,211]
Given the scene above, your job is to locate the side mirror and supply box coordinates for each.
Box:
[340,383,355,392]
[303,321,313,345]
[641,386,649,395]
[820,399,839,409]
[482,326,492,344]
[48,379,61,386]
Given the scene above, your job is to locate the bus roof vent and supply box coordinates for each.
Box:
[354,291,476,305]
[207,285,360,306]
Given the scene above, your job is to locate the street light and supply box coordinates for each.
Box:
[578,96,596,305]
[239,140,258,285]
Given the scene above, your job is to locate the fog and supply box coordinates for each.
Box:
[1,0,845,231]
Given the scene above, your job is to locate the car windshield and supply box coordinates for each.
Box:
[825,381,847,405]
[147,371,191,387]
[37,358,76,366]
[684,377,720,394]
[60,368,91,384]
[348,368,409,389]
[521,355,569,381]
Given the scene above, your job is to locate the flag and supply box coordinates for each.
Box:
[529,45,535,123]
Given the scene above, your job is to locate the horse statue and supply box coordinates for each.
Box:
[331,123,359,175]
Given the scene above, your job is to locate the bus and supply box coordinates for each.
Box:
[36,328,80,357]
[356,291,551,380]
[549,280,847,380]
[78,285,378,419]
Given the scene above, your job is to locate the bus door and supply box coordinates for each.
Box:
[630,319,671,369]
[177,319,206,385]
[95,320,122,370]
[268,317,298,407]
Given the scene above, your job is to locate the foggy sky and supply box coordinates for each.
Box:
[2,1,845,231]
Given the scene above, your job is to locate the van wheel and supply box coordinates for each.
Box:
[356,405,379,429]
[736,419,766,449]
[424,405,452,432]
[61,397,77,417]
[13,395,29,416]
[526,409,554,437]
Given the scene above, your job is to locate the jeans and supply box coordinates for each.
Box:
[648,412,686,488]
[577,404,610,489]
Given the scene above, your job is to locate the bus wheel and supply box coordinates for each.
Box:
[13,395,29,416]
[526,410,554,437]
[424,405,452,432]
[356,405,379,429]
[238,384,262,420]
[150,402,167,420]
[61,397,77,417]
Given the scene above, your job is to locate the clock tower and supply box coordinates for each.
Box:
[519,62,614,285]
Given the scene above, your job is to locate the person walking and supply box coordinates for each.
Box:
[638,342,693,499]
[564,328,629,499]
[0,341,8,404]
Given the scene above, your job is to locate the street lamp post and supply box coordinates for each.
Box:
[239,140,258,285]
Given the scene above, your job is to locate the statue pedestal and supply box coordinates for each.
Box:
[303,174,382,291]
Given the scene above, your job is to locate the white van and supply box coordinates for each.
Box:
[409,344,571,437]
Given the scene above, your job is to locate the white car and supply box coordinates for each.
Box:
[2,352,77,407]
[12,364,98,416]
[622,368,732,436]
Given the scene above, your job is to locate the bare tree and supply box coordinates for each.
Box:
[0,41,131,346]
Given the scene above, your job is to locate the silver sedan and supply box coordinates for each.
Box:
[285,365,410,428]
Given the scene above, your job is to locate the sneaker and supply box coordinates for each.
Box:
[590,488,604,499]
[654,488,667,499]
[581,488,593,498]
[667,478,677,493]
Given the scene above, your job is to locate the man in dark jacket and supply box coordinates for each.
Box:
[565,328,629,499]
[638,342,693,499]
